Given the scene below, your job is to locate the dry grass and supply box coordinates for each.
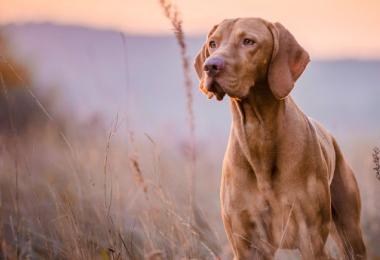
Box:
[0,121,229,259]
[373,146,380,181]
[158,0,197,217]
[0,120,225,259]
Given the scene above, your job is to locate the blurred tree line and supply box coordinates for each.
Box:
[0,33,47,135]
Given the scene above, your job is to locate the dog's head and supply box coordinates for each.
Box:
[194,18,309,101]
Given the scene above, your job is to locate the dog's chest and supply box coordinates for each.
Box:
[234,119,277,173]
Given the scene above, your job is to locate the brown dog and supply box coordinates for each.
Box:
[194,18,366,259]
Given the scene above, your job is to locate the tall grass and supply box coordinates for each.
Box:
[373,146,380,181]
[158,0,197,217]
[0,116,226,259]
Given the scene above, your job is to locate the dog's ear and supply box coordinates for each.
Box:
[267,22,310,100]
[194,24,218,98]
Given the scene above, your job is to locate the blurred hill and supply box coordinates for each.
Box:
[1,23,379,146]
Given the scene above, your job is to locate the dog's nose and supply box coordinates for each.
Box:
[204,57,225,76]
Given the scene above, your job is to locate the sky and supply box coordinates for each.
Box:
[1,0,380,59]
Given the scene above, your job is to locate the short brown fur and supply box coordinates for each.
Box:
[194,18,366,259]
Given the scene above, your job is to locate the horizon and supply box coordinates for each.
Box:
[1,0,380,59]
[3,21,380,62]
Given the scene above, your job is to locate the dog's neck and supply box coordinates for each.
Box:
[230,82,285,128]
[228,82,288,185]
[229,81,292,184]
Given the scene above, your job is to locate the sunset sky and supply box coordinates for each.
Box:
[1,0,380,59]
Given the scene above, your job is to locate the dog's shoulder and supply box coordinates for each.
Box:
[306,117,332,143]
[306,117,336,179]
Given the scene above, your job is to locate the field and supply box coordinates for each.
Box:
[0,89,379,260]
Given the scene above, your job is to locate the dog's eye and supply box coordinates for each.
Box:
[209,40,217,49]
[243,38,255,46]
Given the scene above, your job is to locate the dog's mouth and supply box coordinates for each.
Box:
[205,77,226,101]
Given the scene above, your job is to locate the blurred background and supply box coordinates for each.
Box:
[0,0,379,259]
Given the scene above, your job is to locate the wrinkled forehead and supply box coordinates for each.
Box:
[211,18,270,39]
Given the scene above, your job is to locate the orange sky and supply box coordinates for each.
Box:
[1,0,380,59]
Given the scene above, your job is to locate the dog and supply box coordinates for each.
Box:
[194,17,367,259]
